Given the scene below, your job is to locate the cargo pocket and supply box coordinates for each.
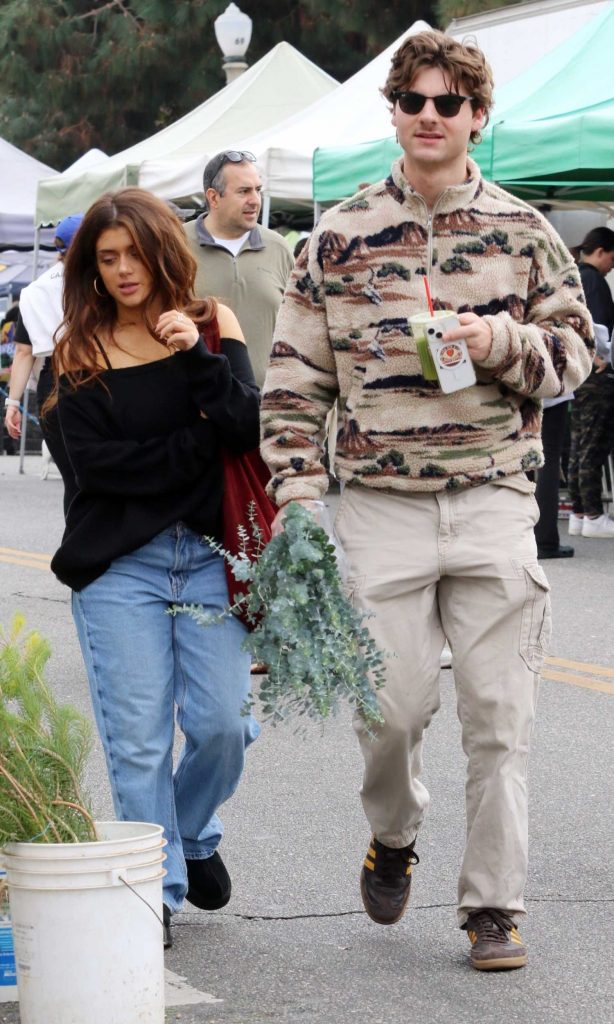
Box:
[519,563,552,672]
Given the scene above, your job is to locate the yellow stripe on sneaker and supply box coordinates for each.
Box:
[364,857,375,871]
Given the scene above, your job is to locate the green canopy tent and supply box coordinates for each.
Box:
[313,4,614,205]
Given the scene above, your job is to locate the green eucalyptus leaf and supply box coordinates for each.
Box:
[174,502,385,734]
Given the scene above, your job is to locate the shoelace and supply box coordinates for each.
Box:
[375,843,419,883]
[469,908,515,942]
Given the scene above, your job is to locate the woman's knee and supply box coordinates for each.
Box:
[183,699,259,751]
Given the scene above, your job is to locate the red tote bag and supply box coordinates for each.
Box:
[201,319,276,627]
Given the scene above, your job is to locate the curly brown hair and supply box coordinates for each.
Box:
[382,30,494,145]
[46,187,216,409]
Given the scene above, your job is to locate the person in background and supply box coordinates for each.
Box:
[1,303,19,454]
[567,227,614,539]
[184,150,293,389]
[261,29,593,971]
[185,149,293,677]
[47,188,261,949]
[293,236,309,262]
[0,302,18,365]
[3,215,83,486]
[534,393,575,559]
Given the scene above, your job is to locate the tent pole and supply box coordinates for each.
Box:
[261,194,271,229]
[314,202,322,226]
[32,226,41,281]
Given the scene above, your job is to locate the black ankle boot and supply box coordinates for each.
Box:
[185,851,231,910]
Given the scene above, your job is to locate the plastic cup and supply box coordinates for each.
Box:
[410,310,450,380]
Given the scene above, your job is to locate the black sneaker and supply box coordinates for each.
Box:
[360,837,419,925]
[465,908,527,970]
[163,904,172,949]
[537,545,574,559]
[185,851,231,910]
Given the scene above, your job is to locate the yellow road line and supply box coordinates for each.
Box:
[1,554,52,570]
[0,546,51,566]
[545,656,614,679]
[541,668,614,695]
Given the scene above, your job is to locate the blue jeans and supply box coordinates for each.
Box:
[72,523,260,912]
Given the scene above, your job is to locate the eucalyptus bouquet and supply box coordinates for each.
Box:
[0,615,97,845]
[175,502,385,732]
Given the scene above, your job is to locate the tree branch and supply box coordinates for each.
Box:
[71,0,141,27]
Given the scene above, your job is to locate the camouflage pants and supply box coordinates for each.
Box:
[567,375,614,517]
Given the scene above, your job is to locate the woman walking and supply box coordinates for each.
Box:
[47,188,261,947]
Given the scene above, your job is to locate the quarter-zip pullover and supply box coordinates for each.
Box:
[260,158,594,504]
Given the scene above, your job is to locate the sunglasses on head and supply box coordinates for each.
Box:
[391,90,475,118]
[205,150,256,188]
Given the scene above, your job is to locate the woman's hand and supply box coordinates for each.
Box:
[156,310,199,351]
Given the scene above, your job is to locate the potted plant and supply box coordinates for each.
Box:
[0,615,166,1024]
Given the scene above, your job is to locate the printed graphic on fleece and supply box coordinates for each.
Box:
[261,158,594,504]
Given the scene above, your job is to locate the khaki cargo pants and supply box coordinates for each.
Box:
[334,478,551,926]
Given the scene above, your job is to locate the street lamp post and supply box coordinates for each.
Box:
[214,3,253,85]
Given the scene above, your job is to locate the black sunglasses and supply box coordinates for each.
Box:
[391,90,475,118]
[204,150,257,189]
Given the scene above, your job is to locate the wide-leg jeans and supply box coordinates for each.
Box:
[72,523,260,912]
[334,481,551,926]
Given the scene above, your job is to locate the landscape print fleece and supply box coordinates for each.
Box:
[261,158,594,505]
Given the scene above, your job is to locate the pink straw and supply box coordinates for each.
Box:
[423,276,434,316]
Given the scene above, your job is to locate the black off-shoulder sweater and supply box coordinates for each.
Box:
[51,337,259,590]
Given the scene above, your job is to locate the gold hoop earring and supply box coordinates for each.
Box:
[93,276,106,297]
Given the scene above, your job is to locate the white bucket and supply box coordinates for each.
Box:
[3,821,167,1024]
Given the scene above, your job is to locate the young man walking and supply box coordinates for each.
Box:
[261,31,594,970]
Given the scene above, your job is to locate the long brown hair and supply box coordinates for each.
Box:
[47,187,216,406]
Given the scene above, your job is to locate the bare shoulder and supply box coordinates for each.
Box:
[216,303,245,343]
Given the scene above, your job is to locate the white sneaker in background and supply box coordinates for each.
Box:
[40,440,53,480]
[440,643,453,669]
[568,513,584,536]
[581,513,614,538]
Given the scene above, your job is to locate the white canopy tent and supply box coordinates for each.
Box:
[64,148,108,175]
[0,137,56,247]
[35,43,338,226]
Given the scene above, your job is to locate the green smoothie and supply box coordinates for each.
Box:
[410,310,450,381]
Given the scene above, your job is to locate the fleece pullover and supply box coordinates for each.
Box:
[184,218,293,388]
[261,158,594,504]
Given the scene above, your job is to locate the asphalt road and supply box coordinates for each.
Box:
[0,455,612,1024]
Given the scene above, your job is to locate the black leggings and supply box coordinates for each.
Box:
[534,401,569,551]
